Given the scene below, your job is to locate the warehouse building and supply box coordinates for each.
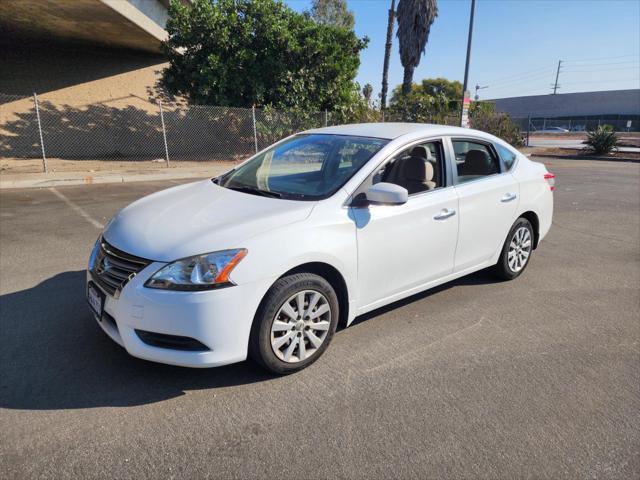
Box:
[492,89,640,131]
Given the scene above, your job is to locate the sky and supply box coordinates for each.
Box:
[285,0,640,100]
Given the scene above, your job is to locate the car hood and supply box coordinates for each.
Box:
[103,180,315,262]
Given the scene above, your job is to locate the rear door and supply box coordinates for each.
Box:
[448,137,519,272]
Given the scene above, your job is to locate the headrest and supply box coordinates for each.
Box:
[412,145,436,162]
[404,156,426,181]
[463,149,492,175]
[410,146,428,159]
[351,148,370,168]
[424,161,434,182]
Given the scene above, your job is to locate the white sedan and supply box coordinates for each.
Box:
[87,123,554,374]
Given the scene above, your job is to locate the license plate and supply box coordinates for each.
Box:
[87,282,105,318]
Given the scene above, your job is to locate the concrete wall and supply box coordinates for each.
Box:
[0,0,196,160]
[0,36,174,161]
[493,89,640,118]
[0,40,166,99]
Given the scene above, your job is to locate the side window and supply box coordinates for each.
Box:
[495,143,517,170]
[374,141,445,195]
[452,140,501,184]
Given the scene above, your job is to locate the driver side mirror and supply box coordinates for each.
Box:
[365,182,408,205]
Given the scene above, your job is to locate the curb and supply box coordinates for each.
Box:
[0,168,227,190]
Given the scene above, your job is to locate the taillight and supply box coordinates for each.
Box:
[544,173,555,191]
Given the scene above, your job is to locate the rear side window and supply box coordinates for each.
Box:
[495,144,517,170]
[452,140,501,184]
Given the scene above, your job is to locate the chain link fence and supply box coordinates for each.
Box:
[2,91,637,173]
[515,115,639,133]
[0,93,338,172]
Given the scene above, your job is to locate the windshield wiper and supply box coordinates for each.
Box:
[226,186,282,198]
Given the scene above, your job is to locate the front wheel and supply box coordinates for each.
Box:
[249,273,339,374]
[494,218,534,280]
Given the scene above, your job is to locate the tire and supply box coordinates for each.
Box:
[249,273,339,374]
[494,218,534,281]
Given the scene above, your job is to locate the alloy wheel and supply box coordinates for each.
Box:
[270,290,332,363]
[508,226,532,273]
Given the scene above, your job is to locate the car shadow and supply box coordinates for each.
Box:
[0,269,502,410]
[0,271,277,410]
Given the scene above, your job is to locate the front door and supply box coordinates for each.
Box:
[350,139,459,310]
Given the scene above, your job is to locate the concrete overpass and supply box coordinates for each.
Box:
[0,0,175,53]
[0,0,188,98]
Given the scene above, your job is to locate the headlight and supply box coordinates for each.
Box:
[145,249,247,291]
[88,237,101,271]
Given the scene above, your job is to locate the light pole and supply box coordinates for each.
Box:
[460,0,476,126]
[475,84,488,101]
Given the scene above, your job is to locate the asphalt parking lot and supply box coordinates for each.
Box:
[1,158,639,479]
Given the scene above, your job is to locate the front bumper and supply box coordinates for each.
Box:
[87,264,275,368]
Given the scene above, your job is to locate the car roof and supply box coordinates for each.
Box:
[304,122,482,140]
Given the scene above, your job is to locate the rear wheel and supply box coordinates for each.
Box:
[494,218,534,280]
[249,273,338,374]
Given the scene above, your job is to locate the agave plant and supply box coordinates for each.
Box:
[584,125,618,155]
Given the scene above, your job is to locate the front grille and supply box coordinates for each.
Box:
[91,238,151,296]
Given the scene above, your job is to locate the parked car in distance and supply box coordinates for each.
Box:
[536,126,570,133]
[87,123,554,374]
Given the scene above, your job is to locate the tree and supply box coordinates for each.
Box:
[388,77,460,123]
[396,0,438,95]
[380,0,396,110]
[469,102,524,146]
[362,83,373,105]
[419,78,462,100]
[162,0,367,112]
[309,0,354,30]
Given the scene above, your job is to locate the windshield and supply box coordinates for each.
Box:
[218,134,388,200]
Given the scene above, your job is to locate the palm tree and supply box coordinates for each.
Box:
[362,83,374,106]
[380,0,396,110]
[396,0,438,95]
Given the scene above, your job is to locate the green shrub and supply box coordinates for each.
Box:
[584,125,618,154]
[469,103,524,147]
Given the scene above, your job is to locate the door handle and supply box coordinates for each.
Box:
[434,208,456,220]
[501,192,517,202]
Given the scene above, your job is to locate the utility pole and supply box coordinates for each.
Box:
[552,60,562,94]
[460,0,476,126]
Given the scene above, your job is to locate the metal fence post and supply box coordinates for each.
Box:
[33,93,47,173]
[158,100,170,167]
[252,105,258,153]
[325,109,328,127]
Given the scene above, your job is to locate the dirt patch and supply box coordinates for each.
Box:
[0,158,241,175]
[526,147,640,161]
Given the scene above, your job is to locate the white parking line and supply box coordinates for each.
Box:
[49,187,104,230]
